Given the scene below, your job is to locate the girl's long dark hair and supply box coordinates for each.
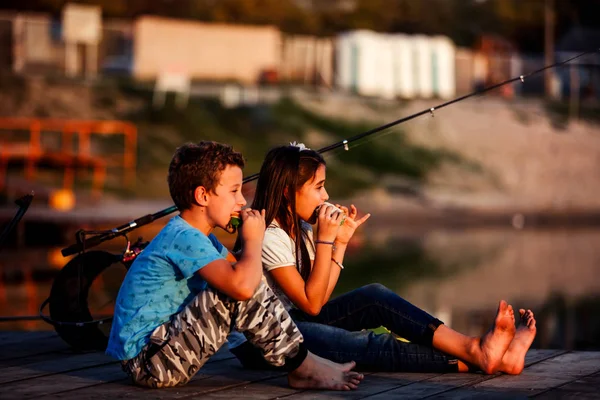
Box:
[235,145,325,281]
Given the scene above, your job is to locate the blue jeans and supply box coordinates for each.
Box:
[231,283,458,372]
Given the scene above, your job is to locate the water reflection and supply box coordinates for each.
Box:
[338,227,600,351]
[1,228,599,350]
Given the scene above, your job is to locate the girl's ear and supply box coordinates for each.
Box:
[283,187,289,201]
[194,186,209,206]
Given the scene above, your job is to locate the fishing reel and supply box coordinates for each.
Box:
[40,233,148,351]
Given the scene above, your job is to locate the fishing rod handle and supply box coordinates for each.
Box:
[61,213,155,256]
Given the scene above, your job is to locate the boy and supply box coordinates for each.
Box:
[106,141,363,390]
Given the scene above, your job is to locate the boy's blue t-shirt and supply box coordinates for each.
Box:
[106,215,229,361]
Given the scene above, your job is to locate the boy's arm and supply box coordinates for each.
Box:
[196,209,265,301]
[226,251,240,262]
[196,238,263,301]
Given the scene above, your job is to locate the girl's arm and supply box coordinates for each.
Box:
[324,205,371,302]
[323,240,347,300]
[267,208,343,315]
[268,236,336,316]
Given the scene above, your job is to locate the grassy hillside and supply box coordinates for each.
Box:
[116,85,470,200]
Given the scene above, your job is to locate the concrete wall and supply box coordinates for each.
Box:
[133,16,281,83]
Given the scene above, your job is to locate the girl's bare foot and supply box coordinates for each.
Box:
[288,351,364,391]
[500,309,537,375]
[478,300,516,374]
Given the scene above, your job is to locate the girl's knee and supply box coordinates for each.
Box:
[362,283,392,297]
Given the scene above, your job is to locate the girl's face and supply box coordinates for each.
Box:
[295,164,329,223]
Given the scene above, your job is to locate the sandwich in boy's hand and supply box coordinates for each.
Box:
[226,211,242,233]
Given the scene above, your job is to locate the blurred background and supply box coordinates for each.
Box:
[0,0,599,351]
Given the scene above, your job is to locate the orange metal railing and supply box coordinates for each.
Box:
[0,118,137,196]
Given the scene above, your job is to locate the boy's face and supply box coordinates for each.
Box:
[207,165,246,229]
[295,164,329,224]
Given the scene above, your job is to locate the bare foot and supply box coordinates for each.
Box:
[288,351,364,391]
[478,300,516,374]
[500,309,537,375]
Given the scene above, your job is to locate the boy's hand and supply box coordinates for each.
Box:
[239,208,266,244]
[334,204,370,245]
[316,204,343,242]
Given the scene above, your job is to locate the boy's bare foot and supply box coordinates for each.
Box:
[288,351,364,391]
[478,300,516,374]
[500,309,537,375]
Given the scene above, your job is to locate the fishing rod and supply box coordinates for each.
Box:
[60,49,598,258]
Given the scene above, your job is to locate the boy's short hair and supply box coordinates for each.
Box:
[168,141,245,210]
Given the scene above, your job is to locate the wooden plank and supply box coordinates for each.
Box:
[535,371,600,399]
[38,356,282,399]
[164,366,286,400]
[0,363,126,399]
[190,375,296,400]
[0,331,56,345]
[15,348,599,400]
[517,352,600,378]
[423,389,528,399]
[361,350,568,399]
[1,346,236,399]
[0,350,84,370]
[0,331,232,369]
[460,352,600,397]
[197,351,569,400]
[0,335,71,361]
[0,351,114,385]
[523,349,568,365]
[271,372,440,400]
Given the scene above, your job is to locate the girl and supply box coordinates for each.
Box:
[231,144,536,375]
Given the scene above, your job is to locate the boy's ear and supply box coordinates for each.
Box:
[194,186,210,206]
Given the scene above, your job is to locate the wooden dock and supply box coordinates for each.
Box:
[1,331,599,399]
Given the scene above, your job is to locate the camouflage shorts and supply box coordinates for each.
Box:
[122,281,304,388]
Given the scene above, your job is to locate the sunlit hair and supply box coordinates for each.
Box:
[250,145,325,281]
[168,141,244,211]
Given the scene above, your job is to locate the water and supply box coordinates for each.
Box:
[1,227,599,350]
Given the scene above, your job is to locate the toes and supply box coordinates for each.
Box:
[498,300,508,312]
[346,371,363,379]
[340,361,356,372]
[348,377,362,385]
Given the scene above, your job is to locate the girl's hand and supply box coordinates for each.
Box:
[316,204,344,242]
[334,204,370,245]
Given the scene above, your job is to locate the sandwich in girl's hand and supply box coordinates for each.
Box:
[226,211,242,234]
[314,202,347,225]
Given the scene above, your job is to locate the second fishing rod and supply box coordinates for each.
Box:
[60,49,598,257]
